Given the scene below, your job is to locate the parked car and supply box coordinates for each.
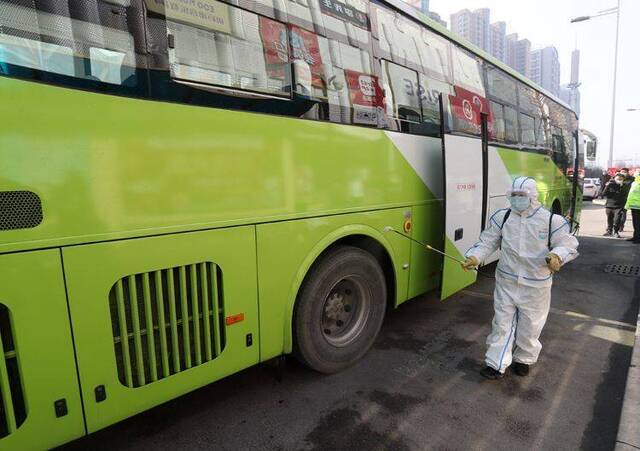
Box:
[583,178,600,200]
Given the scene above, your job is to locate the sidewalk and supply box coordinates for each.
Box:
[583,200,640,450]
[581,199,634,239]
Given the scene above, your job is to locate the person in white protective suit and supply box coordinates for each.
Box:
[461,176,579,379]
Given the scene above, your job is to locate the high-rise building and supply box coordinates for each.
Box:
[569,49,580,85]
[514,38,531,77]
[427,12,447,28]
[404,0,429,14]
[560,86,581,116]
[450,8,491,52]
[530,46,561,97]
[503,33,530,77]
[560,49,581,115]
[490,21,506,62]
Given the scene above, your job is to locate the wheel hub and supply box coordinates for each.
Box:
[321,278,369,347]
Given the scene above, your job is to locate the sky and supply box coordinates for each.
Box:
[429,0,640,168]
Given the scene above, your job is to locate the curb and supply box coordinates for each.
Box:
[615,306,640,451]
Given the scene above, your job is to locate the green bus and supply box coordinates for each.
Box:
[0,0,582,448]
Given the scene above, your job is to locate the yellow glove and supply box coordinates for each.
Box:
[461,256,479,272]
[546,253,562,273]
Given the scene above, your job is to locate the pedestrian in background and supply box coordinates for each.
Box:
[619,168,634,231]
[625,170,640,244]
[602,173,630,238]
[599,171,611,198]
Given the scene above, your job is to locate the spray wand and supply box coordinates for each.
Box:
[383,226,469,266]
[382,226,496,278]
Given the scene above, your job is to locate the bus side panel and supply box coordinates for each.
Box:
[0,250,84,451]
[61,226,259,433]
[496,147,575,213]
[256,209,411,361]
[407,202,444,300]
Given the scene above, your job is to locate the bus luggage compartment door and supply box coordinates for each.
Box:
[62,226,259,433]
[0,250,84,450]
[440,134,484,300]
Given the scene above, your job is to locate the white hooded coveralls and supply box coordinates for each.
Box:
[465,177,579,373]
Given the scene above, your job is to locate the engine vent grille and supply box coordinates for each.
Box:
[0,304,27,439]
[0,191,43,231]
[109,263,226,388]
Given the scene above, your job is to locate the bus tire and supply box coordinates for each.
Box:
[293,245,387,374]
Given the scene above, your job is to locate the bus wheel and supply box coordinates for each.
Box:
[293,245,387,374]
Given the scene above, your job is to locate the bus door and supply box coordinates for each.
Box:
[440,106,488,300]
[569,130,583,229]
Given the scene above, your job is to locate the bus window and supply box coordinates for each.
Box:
[452,47,485,97]
[381,60,421,125]
[418,73,451,136]
[535,117,548,147]
[490,101,505,141]
[417,28,451,83]
[518,85,542,116]
[504,105,518,143]
[519,113,535,146]
[373,6,421,71]
[291,26,380,126]
[0,0,145,93]
[273,0,315,33]
[166,4,290,97]
[486,65,517,106]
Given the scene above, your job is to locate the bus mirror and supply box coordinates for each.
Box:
[586,141,597,161]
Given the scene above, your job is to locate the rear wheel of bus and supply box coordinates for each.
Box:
[293,245,387,374]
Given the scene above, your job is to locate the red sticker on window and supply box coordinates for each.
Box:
[345,70,384,108]
[259,17,289,79]
[449,85,493,134]
[289,25,324,88]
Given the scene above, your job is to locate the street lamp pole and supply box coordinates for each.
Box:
[608,0,621,169]
[571,1,622,169]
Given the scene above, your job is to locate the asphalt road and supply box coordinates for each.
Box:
[61,203,640,451]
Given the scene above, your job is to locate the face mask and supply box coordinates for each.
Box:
[509,196,530,212]
[616,179,624,185]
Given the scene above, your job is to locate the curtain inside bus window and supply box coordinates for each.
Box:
[165,1,290,97]
[0,0,145,92]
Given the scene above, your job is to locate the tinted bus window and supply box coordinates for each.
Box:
[373,6,421,72]
[291,26,381,126]
[486,66,517,105]
[381,60,421,124]
[419,73,451,134]
[417,29,451,82]
[504,105,518,143]
[520,113,535,146]
[0,0,147,95]
[490,101,505,141]
[518,86,537,113]
[164,2,291,97]
[451,47,484,96]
